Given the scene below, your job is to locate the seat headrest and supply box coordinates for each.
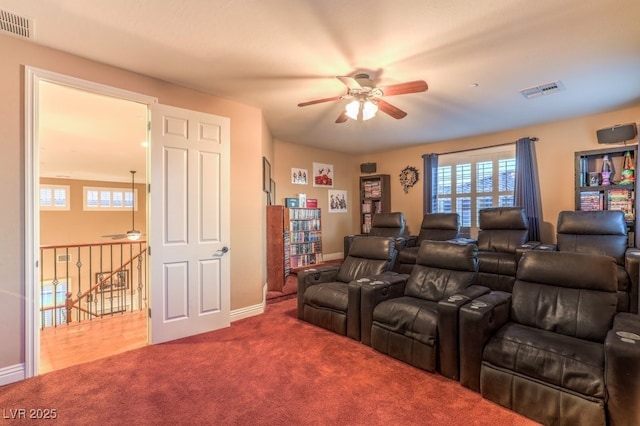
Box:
[416,240,478,272]
[348,236,394,260]
[479,207,528,230]
[517,250,617,292]
[371,212,405,228]
[557,210,627,235]
[420,213,460,231]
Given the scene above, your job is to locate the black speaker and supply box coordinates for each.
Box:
[360,162,377,174]
[596,123,637,144]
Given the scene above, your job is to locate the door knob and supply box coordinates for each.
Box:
[212,246,229,257]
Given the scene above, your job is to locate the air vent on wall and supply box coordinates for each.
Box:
[520,81,562,99]
[0,9,33,39]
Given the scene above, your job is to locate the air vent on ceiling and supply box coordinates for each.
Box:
[0,9,33,39]
[520,81,562,99]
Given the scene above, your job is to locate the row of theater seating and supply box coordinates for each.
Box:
[346,207,640,313]
[299,208,640,425]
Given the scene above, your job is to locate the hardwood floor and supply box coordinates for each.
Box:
[40,310,147,374]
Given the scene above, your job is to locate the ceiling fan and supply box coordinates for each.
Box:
[102,170,143,241]
[297,73,428,123]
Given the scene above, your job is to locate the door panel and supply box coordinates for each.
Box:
[150,103,230,344]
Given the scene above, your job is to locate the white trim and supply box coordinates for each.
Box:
[230,303,265,322]
[0,363,26,387]
[24,66,157,379]
[323,252,343,261]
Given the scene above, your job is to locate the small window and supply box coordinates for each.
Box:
[40,185,70,211]
[84,186,138,211]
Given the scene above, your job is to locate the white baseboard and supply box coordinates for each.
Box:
[0,363,25,386]
[230,302,265,322]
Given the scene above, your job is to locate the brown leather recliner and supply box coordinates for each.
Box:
[343,212,409,257]
[458,250,640,425]
[360,240,489,380]
[298,236,399,340]
[394,213,461,274]
[550,210,640,313]
[476,207,538,292]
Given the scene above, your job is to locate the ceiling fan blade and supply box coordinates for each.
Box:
[336,76,362,90]
[298,96,342,107]
[377,99,407,119]
[379,80,428,96]
[102,234,127,240]
[335,111,348,124]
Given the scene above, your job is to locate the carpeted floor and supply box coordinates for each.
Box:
[0,297,537,425]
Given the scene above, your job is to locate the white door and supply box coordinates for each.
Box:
[149,103,230,344]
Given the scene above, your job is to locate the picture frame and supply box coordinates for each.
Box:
[328,189,348,213]
[313,162,334,188]
[270,178,276,205]
[291,168,308,185]
[263,157,271,193]
[95,270,129,293]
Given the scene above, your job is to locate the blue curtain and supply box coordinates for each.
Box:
[422,154,439,215]
[515,137,541,241]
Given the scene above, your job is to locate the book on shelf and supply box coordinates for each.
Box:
[579,191,603,211]
[608,188,635,221]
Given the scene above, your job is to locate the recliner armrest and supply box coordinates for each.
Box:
[605,312,640,425]
[359,273,409,346]
[514,241,541,263]
[437,285,491,380]
[624,248,640,313]
[459,291,511,392]
[404,236,418,248]
[533,243,557,251]
[345,271,403,341]
[297,266,340,319]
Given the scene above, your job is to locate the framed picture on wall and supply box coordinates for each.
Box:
[313,162,334,187]
[291,168,308,185]
[270,179,276,205]
[263,157,271,193]
[328,190,347,213]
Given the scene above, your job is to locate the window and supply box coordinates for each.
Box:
[41,280,69,328]
[436,145,516,237]
[40,184,70,211]
[84,186,137,211]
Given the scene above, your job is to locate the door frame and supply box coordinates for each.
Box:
[24,66,157,378]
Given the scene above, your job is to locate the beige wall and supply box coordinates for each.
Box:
[354,107,640,243]
[0,34,269,372]
[273,140,359,257]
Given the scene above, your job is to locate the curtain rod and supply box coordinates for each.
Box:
[425,137,538,157]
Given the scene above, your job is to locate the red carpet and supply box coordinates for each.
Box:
[0,298,537,425]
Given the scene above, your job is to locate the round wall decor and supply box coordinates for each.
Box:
[399,165,419,193]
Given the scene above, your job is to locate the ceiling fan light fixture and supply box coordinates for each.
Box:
[345,99,360,120]
[126,230,141,241]
[345,99,378,121]
[362,100,378,121]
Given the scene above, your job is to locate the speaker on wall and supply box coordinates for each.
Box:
[360,162,377,174]
[596,123,637,144]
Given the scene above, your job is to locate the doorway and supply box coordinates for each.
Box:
[25,67,156,376]
[25,67,232,378]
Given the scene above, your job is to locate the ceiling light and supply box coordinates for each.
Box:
[126,230,141,241]
[345,98,378,121]
[345,100,360,120]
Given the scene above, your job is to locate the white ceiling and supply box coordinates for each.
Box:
[4,0,640,180]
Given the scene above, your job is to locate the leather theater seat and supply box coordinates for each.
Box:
[550,210,640,313]
[298,236,399,340]
[394,213,460,274]
[343,212,409,257]
[458,250,640,425]
[360,240,489,379]
[476,207,538,292]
